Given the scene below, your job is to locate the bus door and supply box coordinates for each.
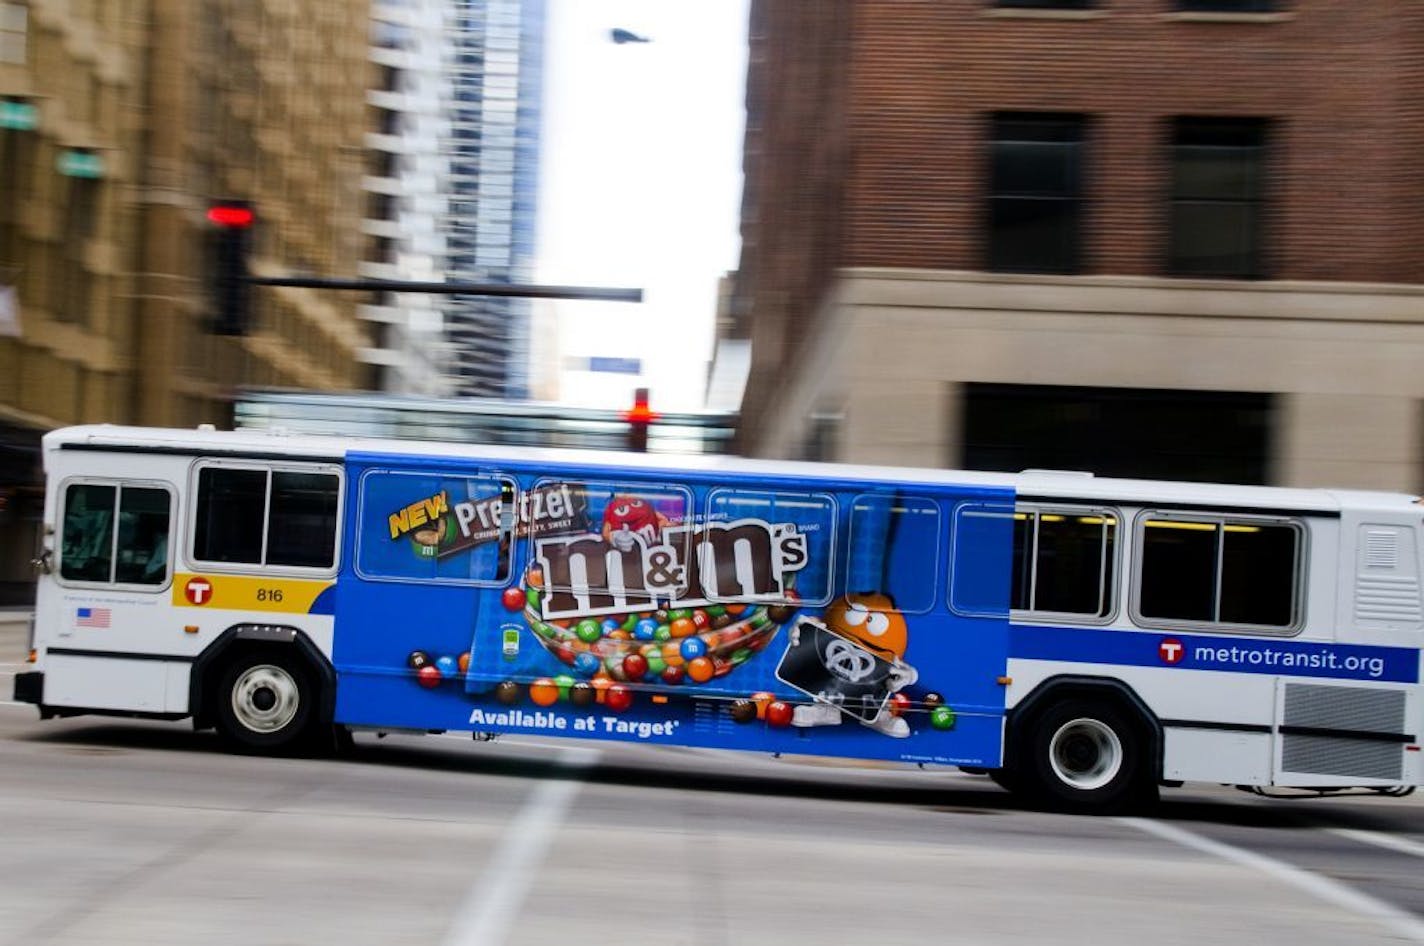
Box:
[38,476,180,712]
[808,486,1015,768]
[934,492,1018,767]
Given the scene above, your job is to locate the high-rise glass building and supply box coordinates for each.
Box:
[365,0,455,396]
[443,0,546,399]
[362,0,546,399]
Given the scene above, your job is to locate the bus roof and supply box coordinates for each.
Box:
[43,424,1419,515]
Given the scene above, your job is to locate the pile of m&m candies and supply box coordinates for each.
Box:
[728,691,794,728]
[922,691,956,730]
[493,676,634,712]
[507,564,798,686]
[408,649,471,688]
[726,689,956,731]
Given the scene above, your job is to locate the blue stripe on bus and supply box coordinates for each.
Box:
[308,584,336,616]
[1009,624,1419,685]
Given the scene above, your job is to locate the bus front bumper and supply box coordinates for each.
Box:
[12,671,42,705]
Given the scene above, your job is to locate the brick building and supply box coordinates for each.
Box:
[733,1,1424,490]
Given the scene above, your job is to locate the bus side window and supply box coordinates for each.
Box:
[1136,513,1300,632]
[355,470,513,585]
[1014,507,1118,620]
[61,482,172,586]
[532,480,692,611]
[703,489,836,606]
[194,468,266,564]
[267,471,340,569]
[846,494,941,613]
[949,504,1014,616]
[115,487,173,585]
[194,464,341,572]
[61,483,116,582]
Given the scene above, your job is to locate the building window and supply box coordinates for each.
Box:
[987,113,1085,274]
[369,150,396,179]
[1168,117,1267,278]
[0,3,26,64]
[961,383,1274,485]
[367,191,394,222]
[52,177,100,325]
[996,0,1093,7]
[0,121,34,266]
[1176,0,1276,11]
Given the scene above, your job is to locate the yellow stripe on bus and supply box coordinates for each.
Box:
[172,573,333,614]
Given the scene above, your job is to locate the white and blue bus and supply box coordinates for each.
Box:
[13,424,1423,811]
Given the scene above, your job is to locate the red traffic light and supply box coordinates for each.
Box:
[621,388,659,425]
[206,204,254,228]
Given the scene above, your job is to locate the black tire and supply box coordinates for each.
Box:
[214,650,319,754]
[1023,698,1157,814]
[988,767,1025,794]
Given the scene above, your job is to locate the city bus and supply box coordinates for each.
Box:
[12,424,1423,812]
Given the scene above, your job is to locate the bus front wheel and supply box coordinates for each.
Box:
[1025,699,1156,813]
[214,651,317,754]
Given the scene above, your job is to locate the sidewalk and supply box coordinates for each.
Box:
[0,610,31,663]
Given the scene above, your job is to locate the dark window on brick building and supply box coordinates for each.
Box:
[51,177,99,326]
[987,114,1084,275]
[961,383,1274,485]
[1168,118,1267,278]
[1176,1,1276,11]
[996,0,1093,8]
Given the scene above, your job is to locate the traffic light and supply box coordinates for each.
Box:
[207,200,254,335]
[623,387,658,453]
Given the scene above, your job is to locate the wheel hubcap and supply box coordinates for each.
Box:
[1048,717,1123,791]
[231,665,300,733]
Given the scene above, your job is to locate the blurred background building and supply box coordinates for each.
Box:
[731,0,1424,491]
[360,0,547,400]
[441,0,545,399]
[7,0,1424,605]
[363,0,455,396]
[0,0,373,603]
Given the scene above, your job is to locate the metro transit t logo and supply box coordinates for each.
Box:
[1158,637,1185,665]
[184,577,213,606]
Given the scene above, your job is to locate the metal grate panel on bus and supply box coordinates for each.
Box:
[1355,526,1423,626]
[1364,530,1399,569]
[1281,735,1402,781]
[1280,683,1405,781]
[1355,576,1423,622]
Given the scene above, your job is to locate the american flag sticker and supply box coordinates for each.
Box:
[76,607,111,628]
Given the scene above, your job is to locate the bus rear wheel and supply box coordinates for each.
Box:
[215,651,317,754]
[1025,699,1156,813]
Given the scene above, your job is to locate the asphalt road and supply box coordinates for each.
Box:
[2,656,1423,946]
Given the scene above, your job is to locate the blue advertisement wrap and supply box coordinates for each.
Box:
[1010,624,1420,685]
[331,451,1017,768]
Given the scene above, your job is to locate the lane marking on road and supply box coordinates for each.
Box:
[1120,817,1424,944]
[1328,827,1424,860]
[440,746,600,946]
